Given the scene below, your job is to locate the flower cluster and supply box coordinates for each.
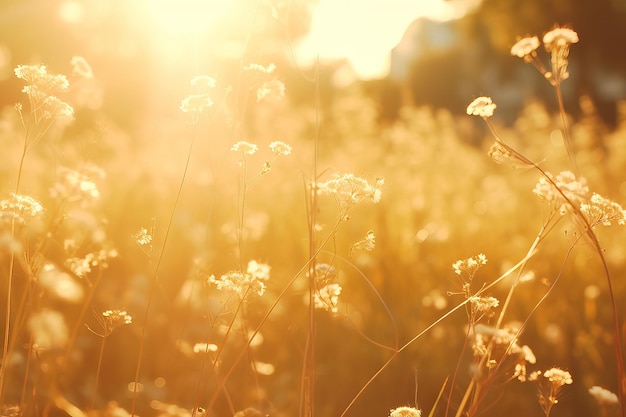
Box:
[180,74,216,123]
[208,260,271,298]
[0,193,44,225]
[309,263,343,313]
[269,141,292,156]
[588,385,619,407]
[471,324,536,380]
[231,141,259,155]
[134,227,153,246]
[65,248,118,278]
[314,283,342,313]
[511,26,578,86]
[466,96,496,118]
[533,171,589,214]
[350,230,376,257]
[452,253,487,276]
[580,193,626,227]
[317,173,384,217]
[14,64,74,121]
[533,367,573,416]
[101,310,132,336]
[389,407,422,417]
[50,164,105,205]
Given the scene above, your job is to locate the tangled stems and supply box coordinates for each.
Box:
[482,117,625,417]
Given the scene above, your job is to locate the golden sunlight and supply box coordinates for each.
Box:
[296,0,481,79]
[146,0,231,35]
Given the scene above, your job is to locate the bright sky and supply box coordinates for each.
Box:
[295,0,480,79]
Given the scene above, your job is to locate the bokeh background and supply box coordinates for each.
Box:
[1,0,626,416]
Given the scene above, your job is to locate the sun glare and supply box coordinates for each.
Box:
[295,0,481,79]
[146,0,230,35]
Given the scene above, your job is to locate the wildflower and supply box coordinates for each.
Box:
[14,64,48,83]
[580,193,626,227]
[317,173,384,214]
[247,260,271,281]
[588,385,619,406]
[487,141,512,164]
[65,248,118,278]
[543,26,578,85]
[314,283,342,313]
[231,141,258,155]
[244,63,276,74]
[536,367,573,415]
[350,230,376,257]
[180,93,213,113]
[15,64,69,93]
[50,165,105,203]
[209,260,271,298]
[42,95,74,120]
[102,310,132,335]
[466,96,496,118]
[469,296,499,314]
[190,75,216,91]
[389,406,422,417]
[533,171,588,214]
[256,79,285,102]
[269,141,292,156]
[452,253,487,276]
[134,228,153,246]
[543,27,579,51]
[309,263,339,286]
[0,193,44,224]
[70,56,94,79]
[511,36,540,59]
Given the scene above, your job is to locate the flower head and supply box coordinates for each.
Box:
[543,26,579,85]
[134,228,153,246]
[101,310,132,335]
[535,367,573,415]
[244,63,276,74]
[533,171,588,214]
[209,260,271,298]
[190,75,216,92]
[269,141,292,156]
[467,96,496,118]
[180,94,213,114]
[317,173,384,215]
[15,64,69,93]
[389,406,422,417]
[580,193,626,227]
[452,253,487,276]
[231,141,259,155]
[543,27,579,51]
[314,283,342,313]
[0,193,44,224]
[511,36,540,58]
[589,386,619,407]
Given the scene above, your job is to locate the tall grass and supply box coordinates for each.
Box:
[0,15,624,417]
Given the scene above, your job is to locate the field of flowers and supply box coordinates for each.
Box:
[0,3,625,417]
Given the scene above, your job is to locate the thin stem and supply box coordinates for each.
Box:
[554,83,579,175]
[130,125,197,417]
[90,335,108,411]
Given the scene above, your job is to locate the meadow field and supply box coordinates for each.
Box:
[0,2,625,417]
